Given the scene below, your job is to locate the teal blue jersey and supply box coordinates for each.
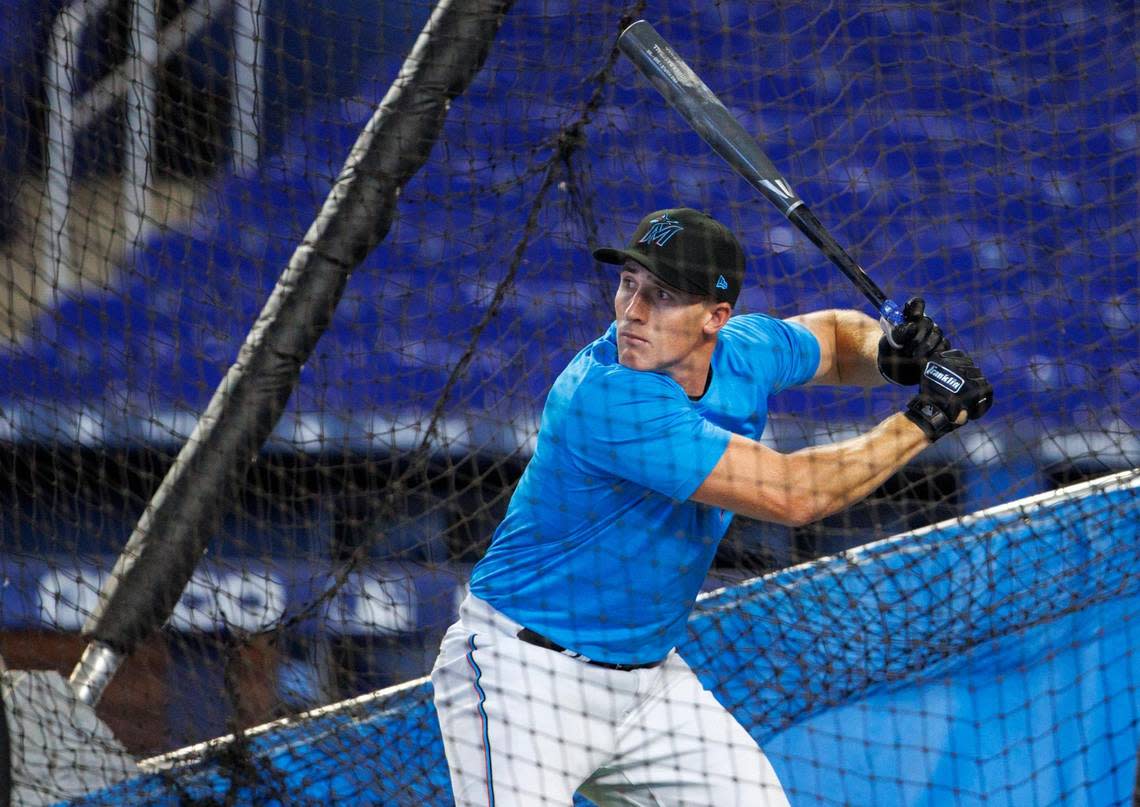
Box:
[468,314,820,663]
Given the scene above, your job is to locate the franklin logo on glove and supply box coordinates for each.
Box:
[923,361,965,393]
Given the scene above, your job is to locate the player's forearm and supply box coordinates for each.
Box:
[792,310,885,387]
[831,310,885,387]
[692,414,930,526]
[779,412,929,524]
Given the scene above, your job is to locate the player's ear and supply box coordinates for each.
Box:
[703,301,731,335]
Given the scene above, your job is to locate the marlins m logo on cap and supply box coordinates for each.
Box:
[638,213,684,247]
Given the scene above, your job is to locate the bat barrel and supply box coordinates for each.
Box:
[618,20,804,216]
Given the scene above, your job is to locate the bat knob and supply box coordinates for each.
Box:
[879,298,904,345]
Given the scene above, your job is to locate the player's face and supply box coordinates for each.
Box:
[614,262,721,376]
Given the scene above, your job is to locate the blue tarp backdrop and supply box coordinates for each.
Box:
[67,472,1140,805]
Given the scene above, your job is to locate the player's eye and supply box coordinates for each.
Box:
[656,289,671,301]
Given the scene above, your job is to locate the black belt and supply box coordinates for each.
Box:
[516,627,663,672]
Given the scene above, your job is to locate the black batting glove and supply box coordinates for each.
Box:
[904,349,994,442]
[877,297,950,386]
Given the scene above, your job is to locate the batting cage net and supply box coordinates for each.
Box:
[0,0,1136,805]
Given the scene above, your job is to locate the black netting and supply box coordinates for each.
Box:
[0,1,1136,804]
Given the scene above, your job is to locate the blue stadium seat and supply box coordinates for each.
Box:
[1,2,1135,436]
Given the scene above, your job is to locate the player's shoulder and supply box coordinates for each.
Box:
[722,311,797,340]
[549,327,685,418]
[577,360,681,405]
[722,312,818,351]
[716,311,821,390]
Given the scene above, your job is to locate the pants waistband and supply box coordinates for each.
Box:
[515,627,663,672]
[461,595,665,672]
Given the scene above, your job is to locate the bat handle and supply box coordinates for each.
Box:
[784,205,904,340]
[879,298,905,347]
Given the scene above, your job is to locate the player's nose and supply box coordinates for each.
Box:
[623,290,649,321]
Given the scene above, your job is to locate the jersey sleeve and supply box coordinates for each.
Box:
[729,314,821,392]
[560,368,732,501]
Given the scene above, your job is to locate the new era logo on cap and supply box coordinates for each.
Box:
[715,275,728,290]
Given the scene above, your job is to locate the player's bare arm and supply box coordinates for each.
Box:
[691,414,929,527]
[788,309,882,387]
[791,296,950,389]
[693,337,992,527]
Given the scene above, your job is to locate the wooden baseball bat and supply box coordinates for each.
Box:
[617,20,904,331]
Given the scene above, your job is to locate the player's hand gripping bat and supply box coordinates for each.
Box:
[617,20,905,336]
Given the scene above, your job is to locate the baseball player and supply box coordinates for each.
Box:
[431,208,992,806]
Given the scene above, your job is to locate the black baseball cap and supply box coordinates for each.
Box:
[593,208,745,305]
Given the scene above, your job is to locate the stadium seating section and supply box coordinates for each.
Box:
[1,3,1135,439]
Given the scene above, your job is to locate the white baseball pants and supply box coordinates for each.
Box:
[431,594,789,806]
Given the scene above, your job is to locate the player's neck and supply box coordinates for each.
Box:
[666,345,715,398]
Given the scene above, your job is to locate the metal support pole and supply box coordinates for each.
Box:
[42,1,112,304]
[67,642,123,708]
[122,0,160,252]
[232,0,264,174]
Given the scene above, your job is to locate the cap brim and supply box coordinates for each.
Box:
[592,247,701,298]
[592,247,634,265]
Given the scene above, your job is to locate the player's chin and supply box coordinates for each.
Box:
[617,349,656,372]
